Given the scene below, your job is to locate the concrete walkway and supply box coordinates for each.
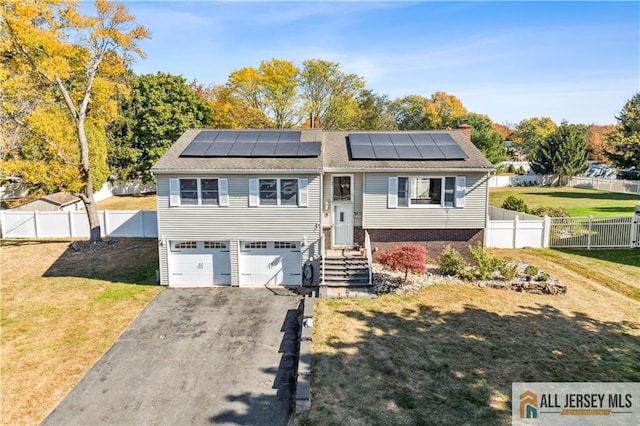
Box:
[43,288,300,425]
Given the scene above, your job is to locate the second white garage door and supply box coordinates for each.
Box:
[238,241,302,286]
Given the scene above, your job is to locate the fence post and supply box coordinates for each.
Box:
[543,215,551,247]
[513,215,519,248]
[587,216,593,249]
[34,211,40,238]
[103,210,109,237]
[68,210,74,238]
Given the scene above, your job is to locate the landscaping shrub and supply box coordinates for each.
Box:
[438,245,467,277]
[524,265,539,277]
[502,195,529,213]
[536,272,550,282]
[469,243,496,280]
[495,257,518,281]
[517,165,527,175]
[531,206,570,217]
[377,244,427,283]
[507,164,516,173]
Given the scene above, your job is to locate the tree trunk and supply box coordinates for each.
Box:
[78,178,102,243]
[76,118,102,243]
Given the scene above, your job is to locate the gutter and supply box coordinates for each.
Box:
[321,167,495,173]
[151,168,324,175]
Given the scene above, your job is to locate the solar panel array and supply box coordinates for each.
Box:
[348,133,468,160]
[180,131,321,158]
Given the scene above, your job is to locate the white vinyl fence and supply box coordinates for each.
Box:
[486,207,640,249]
[0,210,157,239]
[568,176,640,195]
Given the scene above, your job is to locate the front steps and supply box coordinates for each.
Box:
[319,255,374,298]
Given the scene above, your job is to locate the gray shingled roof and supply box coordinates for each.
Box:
[151,128,494,174]
[41,192,81,206]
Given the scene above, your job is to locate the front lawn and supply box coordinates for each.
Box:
[300,248,640,425]
[489,187,639,217]
[1,239,162,424]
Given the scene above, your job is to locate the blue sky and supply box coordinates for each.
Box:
[118,1,639,126]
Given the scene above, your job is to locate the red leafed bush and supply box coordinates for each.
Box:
[377,244,427,283]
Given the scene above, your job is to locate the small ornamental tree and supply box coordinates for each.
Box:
[502,195,529,213]
[377,244,427,283]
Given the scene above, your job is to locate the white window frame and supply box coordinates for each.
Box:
[169,178,229,207]
[389,176,465,208]
[249,178,308,207]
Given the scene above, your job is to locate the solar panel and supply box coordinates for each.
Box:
[251,143,277,156]
[438,145,468,159]
[214,131,240,143]
[278,131,301,142]
[179,130,320,158]
[193,131,219,142]
[227,142,255,156]
[416,145,445,159]
[349,144,375,159]
[205,142,233,156]
[395,145,421,158]
[348,134,371,145]
[296,142,321,157]
[389,134,414,145]
[235,131,260,143]
[181,142,211,156]
[431,133,457,145]
[372,144,399,159]
[409,134,435,146]
[275,142,299,156]
[369,134,393,145]
[347,132,468,160]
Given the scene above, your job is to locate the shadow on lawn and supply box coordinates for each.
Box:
[300,302,640,425]
[42,238,159,285]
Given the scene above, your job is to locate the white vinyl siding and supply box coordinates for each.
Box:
[157,174,321,286]
[363,173,488,229]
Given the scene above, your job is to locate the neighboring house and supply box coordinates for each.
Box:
[10,192,82,212]
[151,127,493,287]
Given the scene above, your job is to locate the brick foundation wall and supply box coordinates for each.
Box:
[367,228,484,263]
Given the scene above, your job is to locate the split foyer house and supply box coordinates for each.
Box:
[151,127,493,287]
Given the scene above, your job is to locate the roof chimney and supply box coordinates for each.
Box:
[457,119,471,140]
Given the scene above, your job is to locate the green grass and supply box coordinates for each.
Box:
[489,187,640,217]
[300,249,640,425]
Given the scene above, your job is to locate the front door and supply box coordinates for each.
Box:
[333,205,353,246]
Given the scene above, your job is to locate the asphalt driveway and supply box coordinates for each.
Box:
[43,288,301,425]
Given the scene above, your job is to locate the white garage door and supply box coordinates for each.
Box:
[238,241,302,286]
[168,241,231,286]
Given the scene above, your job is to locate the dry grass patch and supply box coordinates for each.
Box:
[1,238,162,424]
[95,194,157,210]
[300,250,640,425]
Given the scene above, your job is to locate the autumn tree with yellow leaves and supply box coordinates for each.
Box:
[1,0,148,242]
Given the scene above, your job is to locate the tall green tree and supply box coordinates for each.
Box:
[466,113,506,164]
[391,95,429,130]
[108,72,212,181]
[1,0,148,242]
[298,59,364,130]
[606,92,640,169]
[391,92,467,130]
[352,89,396,131]
[531,121,589,184]
[512,117,557,159]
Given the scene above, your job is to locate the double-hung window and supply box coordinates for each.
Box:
[169,178,229,207]
[249,178,308,207]
[389,176,465,208]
